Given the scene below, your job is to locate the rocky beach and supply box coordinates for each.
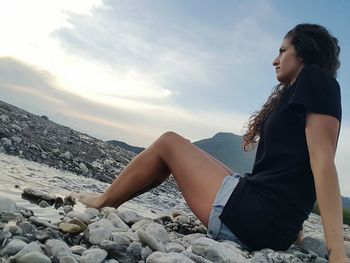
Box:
[1,99,350,262]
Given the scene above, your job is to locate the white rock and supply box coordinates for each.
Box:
[29,216,58,230]
[182,233,206,248]
[10,136,22,144]
[0,197,17,212]
[80,248,108,263]
[0,137,12,147]
[1,239,27,256]
[110,232,131,246]
[345,241,350,258]
[17,251,51,263]
[10,124,22,132]
[84,219,114,245]
[84,207,99,219]
[182,251,214,263]
[146,251,195,263]
[106,212,130,231]
[13,241,44,260]
[70,245,87,255]
[63,205,73,213]
[173,214,191,224]
[165,242,185,253]
[0,114,8,122]
[59,255,78,263]
[117,209,142,225]
[79,163,89,175]
[61,151,73,160]
[23,187,56,201]
[191,237,248,263]
[66,211,91,224]
[143,223,169,243]
[137,230,166,252]
[131,218,154,231]
[114,231,140,242]
[44,239,73,259]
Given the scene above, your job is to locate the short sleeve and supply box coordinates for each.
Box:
[287,64,342,127]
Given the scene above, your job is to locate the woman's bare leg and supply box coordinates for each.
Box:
[74,131,233,227]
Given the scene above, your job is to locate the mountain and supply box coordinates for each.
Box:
[193,132,256,175]
[107,140,145,154]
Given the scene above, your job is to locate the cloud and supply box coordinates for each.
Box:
[52,0,284,112]
[0,57,248,147]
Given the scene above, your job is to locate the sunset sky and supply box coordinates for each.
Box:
[1,0,350,195]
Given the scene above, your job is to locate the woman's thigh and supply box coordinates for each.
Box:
[151,131,233,227]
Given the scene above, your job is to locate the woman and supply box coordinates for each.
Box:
[73,24,349,262]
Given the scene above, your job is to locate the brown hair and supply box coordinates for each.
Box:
[241,23,340,152]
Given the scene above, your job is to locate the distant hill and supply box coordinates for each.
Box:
[193,132,256,175]
[107,140,145,154]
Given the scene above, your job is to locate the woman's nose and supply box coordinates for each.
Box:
[272,57,279,66]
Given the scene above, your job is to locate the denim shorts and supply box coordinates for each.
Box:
[206,172,251,251]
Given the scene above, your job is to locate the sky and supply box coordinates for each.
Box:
[0,0,350,195]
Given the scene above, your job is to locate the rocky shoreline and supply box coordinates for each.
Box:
[0,100,182,201]
[0,100,136,183]
[1,191,350,263]
[2,100,350,262]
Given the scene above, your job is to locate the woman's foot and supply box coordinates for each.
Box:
[70,192,102,209]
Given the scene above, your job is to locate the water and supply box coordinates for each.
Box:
[0,153,189,221]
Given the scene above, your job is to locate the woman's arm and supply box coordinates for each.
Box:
[305,112,349,263]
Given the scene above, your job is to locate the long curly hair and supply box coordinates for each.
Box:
[241,23,341,152]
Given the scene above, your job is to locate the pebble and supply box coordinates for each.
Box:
[17,251,51,263]
[39,200,50,208]
[84,219,115,245]
[66,211,91,224]
[59,256,78,263]
[59,218,87,233]
[84,207,99,219]
[1,239,27,256]
[0,197,17,212]
[146,251,195,263]
[70,245,87,255]
[23,187,56,202]
[29,216,59,229]
[80,248,108,263]
[104,212,130,231]
[100,240,130,261]
[300,237,328,258]
[44,239,73,259]
[117,209,142,225]
[13,241,45,261]
[79,162,89,175]
[0,138,12,147]
[0,194,347,263]
[138,230,166,252]
[191,237,248,263]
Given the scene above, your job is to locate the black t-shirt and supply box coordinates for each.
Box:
[220,64,342,251]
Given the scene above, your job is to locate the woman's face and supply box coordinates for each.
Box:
[273,38,304,85]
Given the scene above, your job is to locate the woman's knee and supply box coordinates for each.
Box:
[154,131,186,155]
